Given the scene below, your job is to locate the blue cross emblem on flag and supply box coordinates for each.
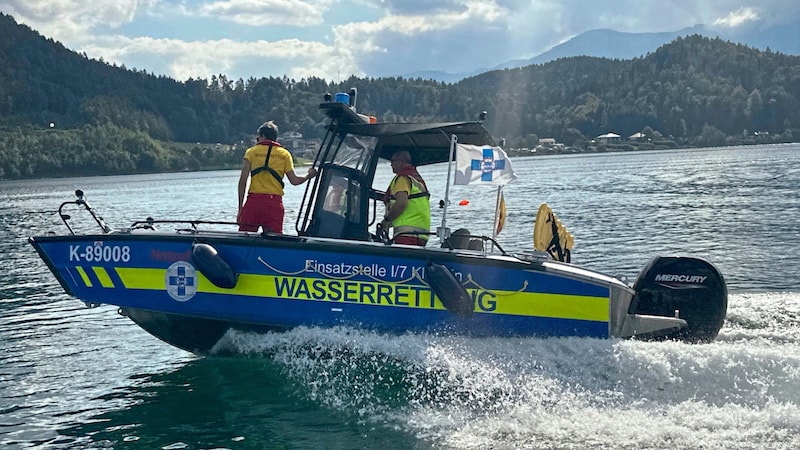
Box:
[471,148,507,182]
[454,144,517,185]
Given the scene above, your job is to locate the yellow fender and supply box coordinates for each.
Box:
[533,203,553,251]
[533,203,574,262]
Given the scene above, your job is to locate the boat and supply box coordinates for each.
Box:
[28,91,728,355]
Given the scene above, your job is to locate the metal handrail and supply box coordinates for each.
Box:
[58,190,111,235]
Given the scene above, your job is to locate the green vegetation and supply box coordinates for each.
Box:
[0,125,243,179]
[1,13,799,180]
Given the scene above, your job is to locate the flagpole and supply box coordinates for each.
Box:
[438,134,457,240]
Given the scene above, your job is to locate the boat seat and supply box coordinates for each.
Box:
[442,228,471,249]
[467,239,483,251]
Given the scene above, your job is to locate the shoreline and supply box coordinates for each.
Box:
[2,142,797,182]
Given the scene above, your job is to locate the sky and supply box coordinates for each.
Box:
[2,0,799,83]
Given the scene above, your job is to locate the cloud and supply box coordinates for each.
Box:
[2,0,155,42]
[80,34,349,81]
[2,0,799,82]
[373,0,466,15]
[713,7,760,28]
[332,0,511,76]
[196,0,329,27]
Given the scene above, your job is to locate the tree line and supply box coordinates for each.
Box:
[1,13,799,179]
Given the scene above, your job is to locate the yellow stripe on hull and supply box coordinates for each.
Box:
[116,267,163,290]
[92,267,115,288]
[75,266,92,287]
[113,268,608,322]
[490,291,608,322]
[115,268,267,296]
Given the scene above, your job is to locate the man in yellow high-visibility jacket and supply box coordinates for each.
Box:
[381,150,431,246]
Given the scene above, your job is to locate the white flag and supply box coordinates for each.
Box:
[454,144,517,185]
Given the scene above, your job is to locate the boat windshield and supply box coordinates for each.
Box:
[296,109,382,241]
[319,133,377,173]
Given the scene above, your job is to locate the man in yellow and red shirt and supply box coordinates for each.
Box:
[237,121,316,233]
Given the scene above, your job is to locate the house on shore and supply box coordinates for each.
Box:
[597,132,621,143]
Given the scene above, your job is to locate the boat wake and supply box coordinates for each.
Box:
[213,291,800,449]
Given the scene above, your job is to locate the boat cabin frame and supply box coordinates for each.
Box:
[296,101,496,242]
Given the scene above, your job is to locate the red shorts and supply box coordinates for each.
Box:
[238,193,284,233]
[394,235,428,246]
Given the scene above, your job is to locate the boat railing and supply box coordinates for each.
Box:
[58,190,111,235]
[381,226,509,256]
[127,218,241,234]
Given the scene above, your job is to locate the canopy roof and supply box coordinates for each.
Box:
[319,100,496,166]
[342,121,496,166]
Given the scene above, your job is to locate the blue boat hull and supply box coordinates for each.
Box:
[30,231,626,353]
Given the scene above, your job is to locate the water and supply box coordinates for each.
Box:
[2,144,800,449]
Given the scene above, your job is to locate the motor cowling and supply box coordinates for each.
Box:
[630,256,727,343]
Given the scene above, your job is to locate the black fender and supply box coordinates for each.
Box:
[631,256,727,342]
[191,243,238,289]
[425,261,473,317]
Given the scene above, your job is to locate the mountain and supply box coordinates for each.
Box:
[498,25,716,68]
[456,34,800,148]
[405,22,800,82]
[400,69,485,84]
[2,12,799,180]
[722,22,800,56]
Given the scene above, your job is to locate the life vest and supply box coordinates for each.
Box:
[249,139,285,188]
[387,171,431,240]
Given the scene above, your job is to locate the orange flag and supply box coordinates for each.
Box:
[495,191,507,235]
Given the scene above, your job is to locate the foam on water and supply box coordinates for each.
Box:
[216,291,800,449]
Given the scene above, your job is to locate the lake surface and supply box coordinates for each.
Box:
[2,144,799,449]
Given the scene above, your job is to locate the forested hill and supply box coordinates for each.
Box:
[466,37,800,148]
[1,13,799,180]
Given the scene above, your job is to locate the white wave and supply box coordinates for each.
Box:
[212,291,800,449]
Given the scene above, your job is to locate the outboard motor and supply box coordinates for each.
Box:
[630,256,727,342]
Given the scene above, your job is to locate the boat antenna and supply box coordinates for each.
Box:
[437,133,457,241]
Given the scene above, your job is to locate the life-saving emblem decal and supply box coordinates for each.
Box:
[165,261,197,301]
